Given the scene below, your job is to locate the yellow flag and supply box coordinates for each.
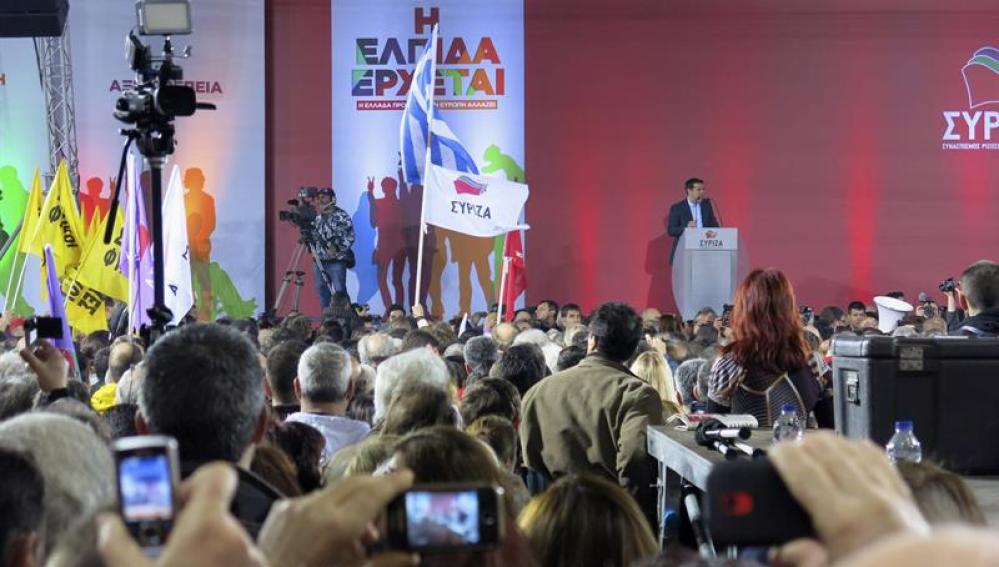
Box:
[85,208,102,241]
[29,161,86,277]
[17,168,44,255]
[77,207,128,302]
[62,266,108,334]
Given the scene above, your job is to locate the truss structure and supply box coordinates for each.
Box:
[35,24,79,189]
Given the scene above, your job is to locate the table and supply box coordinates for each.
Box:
[647,425,999,545]
[646,425,773,545]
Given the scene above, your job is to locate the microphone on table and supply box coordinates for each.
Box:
[730,440,767,460]
[695,420,743,460]
[700,426,750,441]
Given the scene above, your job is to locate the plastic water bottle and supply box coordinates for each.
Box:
[886,421,923,463]
[772,403,804,443]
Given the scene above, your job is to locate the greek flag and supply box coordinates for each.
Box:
[400,25,480,186]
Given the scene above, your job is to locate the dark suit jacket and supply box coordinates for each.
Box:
[666,198,720,264]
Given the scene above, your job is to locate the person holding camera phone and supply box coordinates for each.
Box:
[312,187,355,310]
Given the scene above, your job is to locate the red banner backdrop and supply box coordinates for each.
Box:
[268,0,999,316]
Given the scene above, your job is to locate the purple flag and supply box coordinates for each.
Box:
[119,154,154,331]
[43,245,78,372]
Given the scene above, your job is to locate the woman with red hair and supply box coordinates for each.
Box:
[705,269,832,427]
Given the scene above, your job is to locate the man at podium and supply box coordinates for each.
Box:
[667,177,720,264]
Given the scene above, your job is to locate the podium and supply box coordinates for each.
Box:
[672,228,739,321]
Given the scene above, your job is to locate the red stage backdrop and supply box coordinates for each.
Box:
[268,0,999,316]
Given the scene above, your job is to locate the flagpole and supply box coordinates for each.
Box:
[413,24,439,310]
[3,253,21,313]
[2,222,24,312]
[497,231,510,322]
[9,253,29,316]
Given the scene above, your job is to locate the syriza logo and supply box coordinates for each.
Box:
[704,230,718,239]
[942,46,999,150]
[454,175,487,196]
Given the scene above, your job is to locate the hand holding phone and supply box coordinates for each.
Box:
[257,470,417,566]
[19,339,68,392]
[384,484,505,554]
[113,436,181,553]
[98,462,266,567]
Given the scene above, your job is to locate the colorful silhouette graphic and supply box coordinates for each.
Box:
[201,261,257,320]
[183,167,216,320]
[350,190,379,305]
[0,166,34,315]
[481,145,526,289]
[428,227,494,317]
[80,176,112,226]
[369,174,408,306]
[400,170,433,309]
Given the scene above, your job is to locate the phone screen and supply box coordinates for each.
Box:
[386,485,503,553]
[119,453,175,523]
[405,490,481,547]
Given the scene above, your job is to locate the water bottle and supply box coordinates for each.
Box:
[885,421,923,463]
[772,403,803,443]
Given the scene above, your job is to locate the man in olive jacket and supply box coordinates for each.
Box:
[520,302,664,527]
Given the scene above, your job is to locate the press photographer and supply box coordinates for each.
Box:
[308,187,355,310]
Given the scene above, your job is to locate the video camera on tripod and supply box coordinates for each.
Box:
[104,0,215,343]
[271,186,338,317]
[278,186,331,238]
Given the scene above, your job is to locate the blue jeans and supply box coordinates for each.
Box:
[314,260,348,310]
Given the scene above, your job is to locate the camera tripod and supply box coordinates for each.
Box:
[272,238,336,317]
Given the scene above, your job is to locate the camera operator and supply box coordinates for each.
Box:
[311,188,355,310]
[950,261,999,337]
[939,277,967,333]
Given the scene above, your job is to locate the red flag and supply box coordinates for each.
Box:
[502,231,526,321]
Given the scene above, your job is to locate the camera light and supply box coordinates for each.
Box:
[136,0,192,36]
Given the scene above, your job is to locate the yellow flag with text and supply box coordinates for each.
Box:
[17,169,44,255]
[61,267,108,334]
[77,207,128,302]
[29,162,86,277]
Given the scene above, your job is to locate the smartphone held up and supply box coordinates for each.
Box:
[384,484,505,554]
[113,435,181,554]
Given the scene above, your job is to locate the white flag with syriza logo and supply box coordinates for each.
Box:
[424,164,530,237]
[163,166,194,324]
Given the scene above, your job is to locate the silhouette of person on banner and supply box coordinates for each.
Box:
[350,187,379,306]
[429,227,495,318]
[368,175,407,307]
[481,145,526,288]
[184,167,216,320]
[81,177,112,226]
[399,164,434,311]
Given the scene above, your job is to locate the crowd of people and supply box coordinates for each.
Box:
[1,259,999,566]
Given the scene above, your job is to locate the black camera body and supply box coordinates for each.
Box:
[799,305,813,326]
[279,186,329,234]
[114,31,213,159]
[939,278,957,294]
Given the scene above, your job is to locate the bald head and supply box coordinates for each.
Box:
[641,308,662,325]
[358,332,400,367]
[107,342,144,383]
[492,322,519,348]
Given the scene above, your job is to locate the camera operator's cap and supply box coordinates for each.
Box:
[319,186,335,197]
